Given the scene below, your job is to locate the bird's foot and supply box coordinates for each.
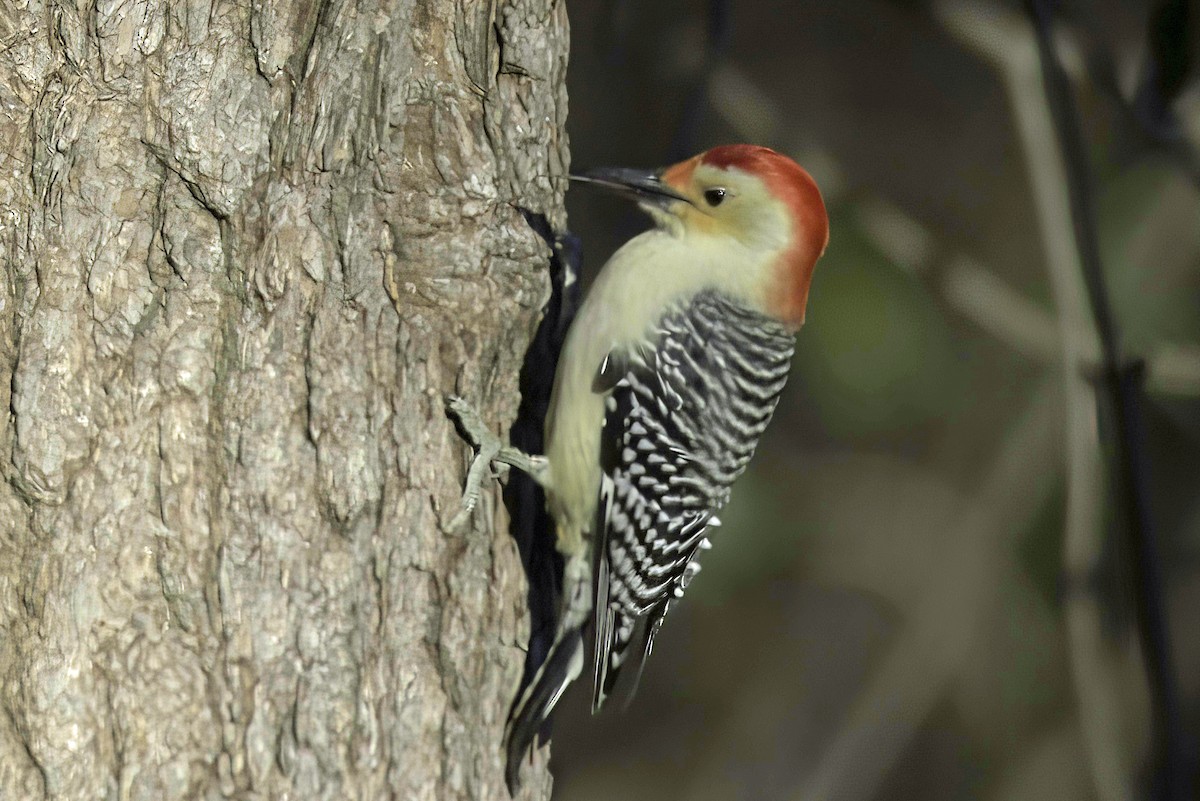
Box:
[444,395,548,531]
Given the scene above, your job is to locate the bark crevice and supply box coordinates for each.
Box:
[0,1,568,798]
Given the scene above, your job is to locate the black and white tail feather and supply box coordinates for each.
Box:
[503,547,591,793]
[504,290,794,790]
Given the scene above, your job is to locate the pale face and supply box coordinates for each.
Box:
[653,162,793,257]
[570,145,827,329]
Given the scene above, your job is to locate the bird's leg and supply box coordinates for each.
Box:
[557,550,592,629]
[444,395,548,530]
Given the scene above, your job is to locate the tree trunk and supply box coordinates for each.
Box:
[0,2,567,799]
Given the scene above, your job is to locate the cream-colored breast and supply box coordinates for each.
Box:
[542,227,778,555]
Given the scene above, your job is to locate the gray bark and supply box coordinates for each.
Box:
[0,1,567,799]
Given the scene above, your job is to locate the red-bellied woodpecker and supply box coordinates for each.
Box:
[447,144,828,792]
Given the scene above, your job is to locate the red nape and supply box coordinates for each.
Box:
[702,145,829,328]
[700,146,828,251]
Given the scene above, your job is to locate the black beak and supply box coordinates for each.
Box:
[569,167,692,208]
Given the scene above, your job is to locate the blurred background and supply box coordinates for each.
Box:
[550,1,1200,799]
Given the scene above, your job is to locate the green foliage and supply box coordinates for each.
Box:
[1097,164,1200,353]
[793,215,964,438]
[686,470,799,606]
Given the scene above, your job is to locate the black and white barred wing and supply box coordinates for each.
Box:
[592,291,796,710]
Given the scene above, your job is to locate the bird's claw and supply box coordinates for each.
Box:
[444,394,548,531]
[444,395,504,531]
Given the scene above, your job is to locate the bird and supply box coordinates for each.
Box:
[446,144,828,793]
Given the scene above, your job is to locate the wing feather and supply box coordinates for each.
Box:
[591,291,795,711]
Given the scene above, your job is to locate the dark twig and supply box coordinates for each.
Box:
[1079,0,1200,188]
[1132,0,1194,144]
[596,0,635,66]
[1024,3,1194,799]
[668,0,732,161]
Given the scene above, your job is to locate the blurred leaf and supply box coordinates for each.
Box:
[986,723,1093,801]
[953,570,1071,758]
[795,215,965,438]
[1017,477,1066,610]
[687,468,801,606]
[1097,164,1200,352]
[693,452,962,613]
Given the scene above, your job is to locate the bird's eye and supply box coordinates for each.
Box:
[703,188,727,207]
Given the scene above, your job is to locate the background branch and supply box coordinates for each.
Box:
[1024,3,1193,798]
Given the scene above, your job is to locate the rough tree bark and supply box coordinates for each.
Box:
[0,1,567,799]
